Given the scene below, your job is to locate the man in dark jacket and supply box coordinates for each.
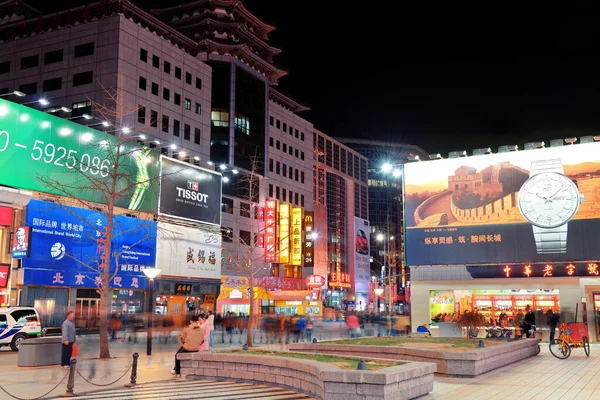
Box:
[61,311,76,367]
[523,306,536,338]
[548,310,560,342]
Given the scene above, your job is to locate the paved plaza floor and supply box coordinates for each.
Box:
[1,336,600,399]
[425,344,600,400]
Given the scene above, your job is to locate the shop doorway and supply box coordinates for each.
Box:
[76,298,100,330]
[76,289,101,331]
[593,293,600,341]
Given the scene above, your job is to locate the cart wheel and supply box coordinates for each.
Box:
[535,344,541,355]
[549,339,571,359]
[583,336,590,357]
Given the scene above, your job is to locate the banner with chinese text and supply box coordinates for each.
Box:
[156,222,221,280]
[291,207,302,266]
[265,200,277,262]
[404,142,600,265]
[279,204,290,264]
[22,200,155,290]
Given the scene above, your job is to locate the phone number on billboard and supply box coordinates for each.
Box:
[0,131,113,178]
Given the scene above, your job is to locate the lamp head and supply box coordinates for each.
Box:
[142,267,161,279]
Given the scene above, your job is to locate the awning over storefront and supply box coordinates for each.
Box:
[268,290,320,302]
[218,287,273,301]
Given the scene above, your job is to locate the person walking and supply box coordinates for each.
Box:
[172,315,204,378]
[61,311,76,367]
[206,311,215,348]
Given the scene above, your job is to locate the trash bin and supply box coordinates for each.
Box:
[18,336,62,367]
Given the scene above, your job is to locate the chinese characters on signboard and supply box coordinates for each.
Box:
[303,212,314,267]
[305,274,325,288]
[265,200,277,262]
[175,283,192,295]
[423,232,502,245]
[466,263,600,279]
[279,203,290,264]
[329,272,351,289]
[291,207,302,266]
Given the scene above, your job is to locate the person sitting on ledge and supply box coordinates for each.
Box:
[172,315,204,378]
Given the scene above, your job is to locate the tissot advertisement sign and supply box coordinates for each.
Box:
[0,98,158,211]
[22,200,155,290]
[156,222,221,280]
[404,142,600,265]
[159,157,222,225]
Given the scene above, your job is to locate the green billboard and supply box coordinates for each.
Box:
[0,98,158,211]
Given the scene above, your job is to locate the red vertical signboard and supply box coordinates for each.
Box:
[265,200,277,262]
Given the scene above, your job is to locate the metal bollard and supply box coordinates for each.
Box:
[125,353,139,388]
[59,358,77,397]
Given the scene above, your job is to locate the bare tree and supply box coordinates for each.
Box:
[37,80,160,359]
[221,154,282,347]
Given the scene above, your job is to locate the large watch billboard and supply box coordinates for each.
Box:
[404,142,600,265]
[159,157,222,225]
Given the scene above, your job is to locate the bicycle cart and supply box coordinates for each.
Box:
[549,322,590,359]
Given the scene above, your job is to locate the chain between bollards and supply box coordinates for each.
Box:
[58,358,77,398]
[124,352,139,388]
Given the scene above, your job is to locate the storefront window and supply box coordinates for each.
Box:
[111,290,145,315]
[429,289,560,328]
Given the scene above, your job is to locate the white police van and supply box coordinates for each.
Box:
[0,307,43,351]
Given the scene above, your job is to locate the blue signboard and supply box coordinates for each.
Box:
[22,200,156,290]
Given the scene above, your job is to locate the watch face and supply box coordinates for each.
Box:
[518,172,581,228]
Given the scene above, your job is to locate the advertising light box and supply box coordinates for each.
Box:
[0,98,158,211]
[159,157,222,225]
[404,142,600,265]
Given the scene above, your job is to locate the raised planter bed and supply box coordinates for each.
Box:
[178,350,436,400]
[288,338,540,377]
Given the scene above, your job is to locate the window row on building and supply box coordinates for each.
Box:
[0,42,95,74]
[139,47,202,90]
[269,137,305,161]
[136,105,201,144]
[0,70,94,96]
[268,159,305,184]
[269,115,305,141]
[314,133,368,183]
[138,75,201,115]
[268,184,305,208]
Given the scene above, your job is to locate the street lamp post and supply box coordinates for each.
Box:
[142,267,161,356]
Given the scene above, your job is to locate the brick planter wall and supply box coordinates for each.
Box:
[178,351,436,400]
[288,338,540,377]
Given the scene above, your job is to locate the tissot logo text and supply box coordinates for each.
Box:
[187,181,199,191]
[176,187,208,203]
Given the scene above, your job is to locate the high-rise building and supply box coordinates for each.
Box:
[313,130,370,310]
[338,138,427,312]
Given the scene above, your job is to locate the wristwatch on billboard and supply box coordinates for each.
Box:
[518,159,584,254]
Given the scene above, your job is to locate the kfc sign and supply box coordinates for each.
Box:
[305,274,325,288]
[12,226,31,258]
[0,265,10,288]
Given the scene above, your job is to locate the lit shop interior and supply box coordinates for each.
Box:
[429,289,560,326]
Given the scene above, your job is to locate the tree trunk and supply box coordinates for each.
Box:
[247,277,254,347]
[98,287,111,358]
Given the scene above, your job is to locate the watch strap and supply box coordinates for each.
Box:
[529,159,564,176]
[532,224,567,254]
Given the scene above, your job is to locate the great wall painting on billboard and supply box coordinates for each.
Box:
[403,142,600,265]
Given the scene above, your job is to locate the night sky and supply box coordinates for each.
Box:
[27,1,600,155]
